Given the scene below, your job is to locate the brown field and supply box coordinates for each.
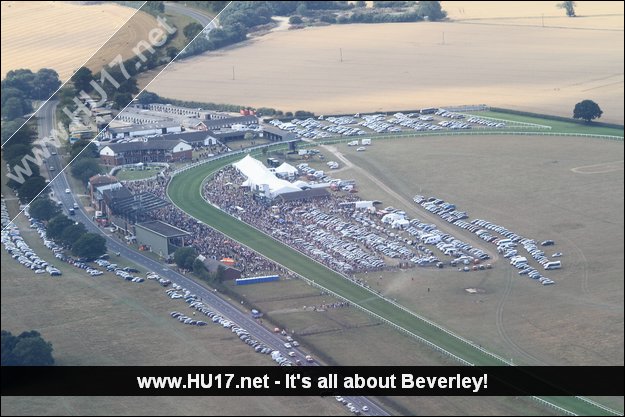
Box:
[319,134,623,373]
[1,1,157,80]
[141,2,623,123]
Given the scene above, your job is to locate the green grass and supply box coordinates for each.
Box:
[162,11,196,51]
[467,110,624,137]
[115,168,161,181]
[168,150,619,416]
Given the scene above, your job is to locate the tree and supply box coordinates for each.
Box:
[32,68,61,100]
[289,15,303,24]
[2,96,27,120]
[71,233,106,260]
[1,69,35,96]
[184,22,204,40]
[71,158,102,184]
[573,100,602,123]
[1,119,31,144]
[296,3,309,16]
[138,91,161,105]
[47,214,75,241]
[165,46,180,60]
[18,176,47,203]
[2,143,32,164]
[59,223,87,249]
[174,247,197,271]
[244,132,254,142]
[70,141,99,161]
[557,1,576,17]
[215,264,226,283]
[417,1,447,21]
[355,0,366,7]
[112,92,133,109]
[1,330,54,366]
[11,335,55,366]
[28,196,61,221]
[72,67,94,93]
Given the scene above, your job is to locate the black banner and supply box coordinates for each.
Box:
[2,366,622,396]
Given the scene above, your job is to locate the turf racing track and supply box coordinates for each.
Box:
[167,142,621,416]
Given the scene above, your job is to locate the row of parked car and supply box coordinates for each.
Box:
[2,200,63,276]
[414,194,560,285]
[164,288,291,364]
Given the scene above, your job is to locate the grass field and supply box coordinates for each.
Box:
[466,110,623,136]
[141,2,624,124]
[167,134,623,415]
[0,200,346,416]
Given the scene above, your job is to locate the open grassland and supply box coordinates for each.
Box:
[169,137,623,413]
[337,134,623,370]
[142,2,623,124]
[0,200,345,416]
[1,1,157,80]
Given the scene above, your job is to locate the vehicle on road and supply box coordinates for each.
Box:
[65,188,71,194]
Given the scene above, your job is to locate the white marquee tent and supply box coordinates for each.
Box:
[232,155,301,198]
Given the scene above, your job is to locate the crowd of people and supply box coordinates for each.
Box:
[120,160,415,286]
[202,166,395,280]
[122,174,294,279]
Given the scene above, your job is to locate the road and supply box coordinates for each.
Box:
[37,101,388,416]
[164,2,219,32]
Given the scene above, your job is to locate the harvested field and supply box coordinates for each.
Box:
[1,1,157,80]
[141,2,623,123]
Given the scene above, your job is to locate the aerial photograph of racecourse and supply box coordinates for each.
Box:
[1,1,623,416]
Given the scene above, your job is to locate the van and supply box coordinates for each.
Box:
[543,261,561,270]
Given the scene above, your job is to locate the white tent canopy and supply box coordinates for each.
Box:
[275,162,298,176]
[233,155,301,198]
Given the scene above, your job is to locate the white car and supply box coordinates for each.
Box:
[362,406,369,412]
[356,147,366,151]
[65,188,71,194]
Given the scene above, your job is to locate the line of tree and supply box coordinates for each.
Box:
[1,68,61,121]
[173,247,227,283]
[137,91,281,116]
[31,206,107,259]
[3,121,49,203]
[1,330,54,366]
[68,141,103,185]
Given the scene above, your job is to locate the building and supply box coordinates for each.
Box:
[99,140,192,166]
[135,220,191,257]
[88,175,118,197]
[107,121,181,139]
[93,182,123,213]
[203,115,258,130]
[261,125,297,142]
